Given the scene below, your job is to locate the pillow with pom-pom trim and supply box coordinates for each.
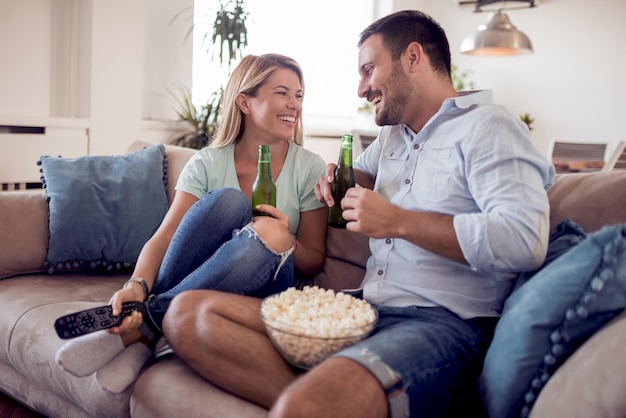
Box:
[38,144,168,273]
[480,221,626,418]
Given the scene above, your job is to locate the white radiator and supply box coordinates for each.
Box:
[0,117,89,186]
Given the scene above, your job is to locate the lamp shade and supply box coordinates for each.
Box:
[460,11,533,56]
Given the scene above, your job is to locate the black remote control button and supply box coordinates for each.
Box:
[54,301,146,339]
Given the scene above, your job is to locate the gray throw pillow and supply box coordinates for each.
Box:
[38,144,168,273]
[480,222,626,418]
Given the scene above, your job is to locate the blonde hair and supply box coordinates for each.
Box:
[211,54,305,147]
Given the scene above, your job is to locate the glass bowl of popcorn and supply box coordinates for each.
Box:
[260,286,378,369]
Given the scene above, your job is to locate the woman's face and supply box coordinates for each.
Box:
[244,68,303,142]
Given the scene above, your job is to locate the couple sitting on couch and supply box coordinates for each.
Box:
[57,10,568,418]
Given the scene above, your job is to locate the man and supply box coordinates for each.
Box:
[163,10,555,418]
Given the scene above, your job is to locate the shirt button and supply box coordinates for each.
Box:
[385,238,391,244]
[404,179,410,185]
[377,269,384,276]
[414,144,420,149]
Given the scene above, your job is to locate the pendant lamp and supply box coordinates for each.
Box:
[460,0,535,57]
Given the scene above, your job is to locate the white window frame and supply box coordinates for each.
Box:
[192,0,376,136]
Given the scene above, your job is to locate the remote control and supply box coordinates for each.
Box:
[54,301,146,339]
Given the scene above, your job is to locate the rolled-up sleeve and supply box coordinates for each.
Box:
[454,113,554,274]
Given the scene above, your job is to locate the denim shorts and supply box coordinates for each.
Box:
[333,305,497,418]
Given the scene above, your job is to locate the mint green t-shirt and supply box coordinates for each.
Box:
[176,142,326,235]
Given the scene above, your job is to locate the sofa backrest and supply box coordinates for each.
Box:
[548,170,626,234]
[2,140,626,287]
[127,140,197,206]
[304,227,371,292]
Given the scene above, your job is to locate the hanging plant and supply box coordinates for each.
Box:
[170,1,249,149]
[207,0,249,72]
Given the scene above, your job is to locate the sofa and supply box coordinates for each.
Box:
[0,140,625,418]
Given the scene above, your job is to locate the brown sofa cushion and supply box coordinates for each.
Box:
[0,190,49,279]
[308,227,370,292]
[126,140,197,206]
[548,170,626,234]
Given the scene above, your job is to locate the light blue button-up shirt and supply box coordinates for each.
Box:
[355,90,555,318]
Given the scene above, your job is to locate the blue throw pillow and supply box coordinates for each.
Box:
[480,222,626,418]
[38,144,169,273]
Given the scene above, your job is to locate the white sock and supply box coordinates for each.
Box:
[96,343,153,394]
[153,335,174,359]
[55,331,125,377]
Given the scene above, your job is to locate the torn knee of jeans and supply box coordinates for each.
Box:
[237,223,292,256]
[236,223,293,282]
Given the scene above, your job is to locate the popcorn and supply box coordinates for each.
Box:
[260,286,377,368]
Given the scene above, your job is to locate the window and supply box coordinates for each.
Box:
[192,0,374,125]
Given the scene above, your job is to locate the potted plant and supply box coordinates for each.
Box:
[171,0,249,149]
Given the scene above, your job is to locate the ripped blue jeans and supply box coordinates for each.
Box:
[146,187,294,327]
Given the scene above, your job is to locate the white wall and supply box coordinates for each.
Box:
[0,0,624,162]
[0,0,52,117]
[0,0,192,161]
[392,0,626,158]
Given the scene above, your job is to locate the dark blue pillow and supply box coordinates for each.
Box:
[38,144,168,273]
[480,222,626,418]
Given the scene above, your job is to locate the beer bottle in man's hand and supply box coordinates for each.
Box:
[252,145,276,216]
[329,134,356,228]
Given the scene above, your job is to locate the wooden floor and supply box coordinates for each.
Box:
[0,391,45,418]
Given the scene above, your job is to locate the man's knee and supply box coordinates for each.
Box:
[270,357,389,418]
[269,383,309,418]
[163,290,214,348]
[163,291,193,340]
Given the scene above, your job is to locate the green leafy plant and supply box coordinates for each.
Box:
[520,112,535,131]
[169,86,223,149]
[451,64,476,91]
[171,1,249,149]
[208,0,248,72]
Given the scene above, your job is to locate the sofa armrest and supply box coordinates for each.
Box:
[0,190,49,279]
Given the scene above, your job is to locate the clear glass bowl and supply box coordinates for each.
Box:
[260,297,377,369]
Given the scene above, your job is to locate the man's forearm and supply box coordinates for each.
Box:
[395,210,467,265]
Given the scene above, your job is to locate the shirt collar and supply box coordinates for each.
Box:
[398,89,494,139]
[447,89,494,110]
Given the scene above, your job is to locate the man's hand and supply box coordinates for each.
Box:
[340,187,402,238]
[341,187,466,264]
[314,163,338,207]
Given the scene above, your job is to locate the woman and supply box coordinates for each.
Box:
[55,53,328,393]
